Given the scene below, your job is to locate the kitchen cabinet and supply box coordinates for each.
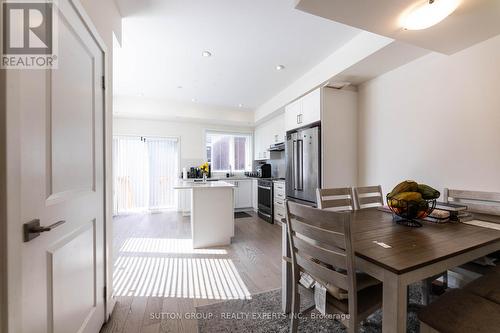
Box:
[254,113,285,161]
[285,99,302,131]
[273,181,286,224]
[178,189,191,216]
[284,88,321,131]
[254,126,264,160]
[227,180,253,209]
[236,180,253,209]
[301,88,321,126]
[252,179,258,211]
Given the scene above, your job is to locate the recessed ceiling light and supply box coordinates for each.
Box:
[275,65,285,71]
[238,103,243,108]
[400,0,461,30]
[202,51,212,57]
[191,98,197,102]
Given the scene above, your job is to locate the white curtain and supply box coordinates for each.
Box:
[113,136,179,214]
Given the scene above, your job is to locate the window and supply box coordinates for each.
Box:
[206,131,252,172]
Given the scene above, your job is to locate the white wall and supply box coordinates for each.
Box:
[113,117,253,170]
[358,35,500,196]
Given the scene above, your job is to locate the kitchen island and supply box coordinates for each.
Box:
[174,181,235,248]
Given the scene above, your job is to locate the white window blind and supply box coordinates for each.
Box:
[205,131,252,172]
[113,136,179,214]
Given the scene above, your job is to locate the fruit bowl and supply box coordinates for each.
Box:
[387,196,436,227]
[386,181,440,228]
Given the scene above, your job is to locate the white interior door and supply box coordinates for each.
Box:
[6,1,106,332]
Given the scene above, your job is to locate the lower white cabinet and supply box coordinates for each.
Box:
[178,189,191,216]
[273,181,286,223]
[227,180,253,209]
[252,179,258,211]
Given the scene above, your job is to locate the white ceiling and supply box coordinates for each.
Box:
[114,0,360,110]
[295,0,500,55]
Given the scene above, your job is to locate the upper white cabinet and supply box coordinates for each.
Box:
[254,126,265,160]
[301,88,321,126]
[254,113,284,160]
[285,88,321,131]
[284,99,302,131]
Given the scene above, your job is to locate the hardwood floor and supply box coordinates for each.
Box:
[101,211,282,333]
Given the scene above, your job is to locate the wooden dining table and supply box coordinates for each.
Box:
[281,208,500,333]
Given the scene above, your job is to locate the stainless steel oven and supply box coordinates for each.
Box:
[257,179,273,223]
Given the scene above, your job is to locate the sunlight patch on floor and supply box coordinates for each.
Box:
[113,256,251,300]
[119,237,228,255]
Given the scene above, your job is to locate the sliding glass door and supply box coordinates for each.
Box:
[113,136,179,214]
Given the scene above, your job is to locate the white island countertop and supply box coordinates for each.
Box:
[173,180,235,189]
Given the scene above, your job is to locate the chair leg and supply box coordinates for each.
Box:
[347,318,358,333]
[290,288,300,333]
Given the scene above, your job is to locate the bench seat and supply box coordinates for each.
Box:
[418,271,500,333]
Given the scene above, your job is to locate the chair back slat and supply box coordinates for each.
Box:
[355,185,380,194]
[290,219,346,250]
[292,235,347,270]
[317,187,354,212]
[287,201,345,234]
[444,189,500,216]
[295,253,350,291]
[353,185,384,209]
[359,195,382,205]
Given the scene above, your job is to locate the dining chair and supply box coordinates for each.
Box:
[353,185,384,210]
[285,200,382,333]
[316,187,355,212]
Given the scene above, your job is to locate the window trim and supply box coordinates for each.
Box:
[204,129,253,173]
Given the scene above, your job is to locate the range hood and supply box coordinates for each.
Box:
[268,142,285,151]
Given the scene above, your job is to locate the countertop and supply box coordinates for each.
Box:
[173,180,235,189]
[178,177,285,182]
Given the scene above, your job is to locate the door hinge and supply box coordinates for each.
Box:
[103,286,107,298]
[101,76,106,90]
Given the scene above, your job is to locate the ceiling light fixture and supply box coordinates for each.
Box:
[400,0,461,30]
[191,98,197,102]
[202,51,212,57]
[238,104,243,108]
[275,65,285,71]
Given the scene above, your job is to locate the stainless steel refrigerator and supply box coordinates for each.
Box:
[286,124,321,205]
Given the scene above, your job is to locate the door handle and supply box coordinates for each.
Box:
[296,139,303,191]
[23,219,66,242]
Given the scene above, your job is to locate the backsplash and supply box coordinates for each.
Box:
[254,151,285,178]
